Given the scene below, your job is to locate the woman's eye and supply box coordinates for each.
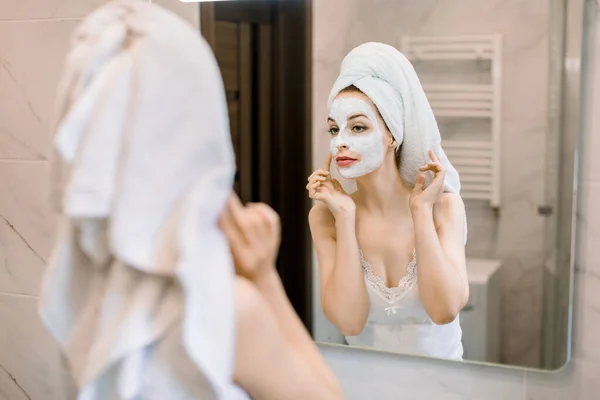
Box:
[328,127,339,136]
[353,125,366,133]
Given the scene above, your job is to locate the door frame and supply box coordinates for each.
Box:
[199,1,314,332]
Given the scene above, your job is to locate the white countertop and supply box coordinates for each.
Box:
[466,258,502,285]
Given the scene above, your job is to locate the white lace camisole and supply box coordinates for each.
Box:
[344,250,464,360]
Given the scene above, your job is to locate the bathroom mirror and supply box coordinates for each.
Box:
[198,0,582,371]
[310,0,583,371]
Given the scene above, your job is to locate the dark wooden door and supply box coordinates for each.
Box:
[200,0,313,331]
[211,20,262,202]
[203,5,272,204]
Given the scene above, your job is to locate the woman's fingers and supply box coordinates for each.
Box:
[323,152,333,172]
[413,173,426,192]
[242,204,270,246]
[227,194,245,222]
[309,182,329,200]
[418,162,445,181]
[419,161,443,171]
[417,165,445,182]
[424,160,446,190]
[428,149,440,163]
[226,195,251,243]
[227,195,265,245]
[251,203,281,238]
[219,203,246,257]
[307,169,326,181]
[419,150,444,172]
[308,175,336,198]
[305,175,327,190]
[306,155,333,191]
[307,169,330,183]
[432,166,446,186]
[306,153,333,183]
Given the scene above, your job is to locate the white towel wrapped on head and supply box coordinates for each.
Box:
[328,42,461,195]
[39,1,245,399]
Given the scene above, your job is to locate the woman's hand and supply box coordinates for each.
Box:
[219,193,281,282]
[306,153,356,218]
[410,149,446,213]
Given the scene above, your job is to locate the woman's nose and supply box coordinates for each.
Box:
[338,143,349,150]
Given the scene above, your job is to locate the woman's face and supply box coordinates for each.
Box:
[328,91,391,179]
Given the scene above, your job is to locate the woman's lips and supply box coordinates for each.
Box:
[336,157,357,167]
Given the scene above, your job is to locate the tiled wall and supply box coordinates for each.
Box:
[311,0,553,367]
[0,1,199,398]
[317,0,600,398]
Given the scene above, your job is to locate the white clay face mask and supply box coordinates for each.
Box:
[329,97,385,179]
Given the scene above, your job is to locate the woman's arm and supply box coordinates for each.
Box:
[234,276,342,400]
[220,195,341,399]
[253,270,341,396]
[412,193,469,325]
[309,203,370,336]
[410,150,469,325]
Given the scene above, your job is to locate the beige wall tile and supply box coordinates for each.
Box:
[0,0,105,21]
[0,161,54,295]
[0,19,80,160]
[0,293,65,399]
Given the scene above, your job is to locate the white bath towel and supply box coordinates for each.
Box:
[328,42,461,195]
[39,1,244,399]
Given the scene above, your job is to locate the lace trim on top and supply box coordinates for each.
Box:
[359,249,417,303]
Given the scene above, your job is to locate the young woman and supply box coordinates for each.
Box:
[40,2,341,399]
[307,42,469,360]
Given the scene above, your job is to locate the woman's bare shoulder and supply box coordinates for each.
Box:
[440,192,465,210]
[434,192,466,225]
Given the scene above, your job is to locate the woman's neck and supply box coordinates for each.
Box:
[354,158,412,216]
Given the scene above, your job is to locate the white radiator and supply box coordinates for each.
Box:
[401,35,502,207]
